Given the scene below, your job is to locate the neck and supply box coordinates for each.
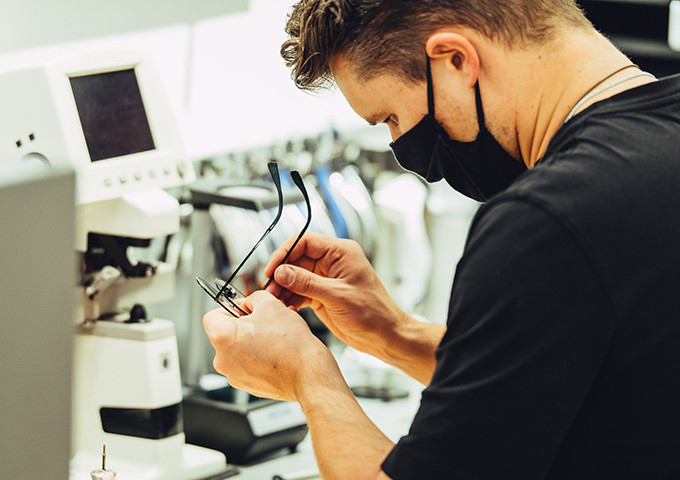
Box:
[498,30,654,167]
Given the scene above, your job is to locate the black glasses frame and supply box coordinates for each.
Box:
[196,161,312,315]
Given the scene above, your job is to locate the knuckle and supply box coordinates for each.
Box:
[295,269,311,290]
[252,289,267,298]
[346,238,362,252]
[204,318,236,348]
[250,290,269,303]
[211,330,230,347]
[337,236,361,254]
[202,309,221,328]
[212,356,227,375]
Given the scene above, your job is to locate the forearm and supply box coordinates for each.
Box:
[371,311,446,385]
[297,360,394,480]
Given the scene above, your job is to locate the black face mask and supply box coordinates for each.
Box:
[390,59,527,202]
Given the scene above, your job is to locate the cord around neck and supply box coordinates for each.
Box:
[563,64,656,124]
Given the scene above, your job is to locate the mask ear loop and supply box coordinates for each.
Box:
[428,54,485,131]
[473,81,485,130]
[426,56,435,117]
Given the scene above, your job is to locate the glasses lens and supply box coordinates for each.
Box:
[214,278,248,315]
[196,276,242,317]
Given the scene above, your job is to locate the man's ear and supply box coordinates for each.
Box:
[425,32,480,88]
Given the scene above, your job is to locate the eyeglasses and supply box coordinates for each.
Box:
[196,161,311,316]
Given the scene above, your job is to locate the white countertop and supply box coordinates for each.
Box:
[233,376,422,480]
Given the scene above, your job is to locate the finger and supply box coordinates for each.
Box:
[283,293,310,311]
[202,309,237,348]
[263,234,308,278]
[265,254,316,296]
[266,281,293,302]
[242,289,277,313]
[290,254,317,273]
[273,264,340,304]
[263,232,336,278]
[264,278,284,297]
[264,276,310,311]
[202,308,229,327]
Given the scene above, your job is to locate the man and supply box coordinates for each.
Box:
[203,1,680,478]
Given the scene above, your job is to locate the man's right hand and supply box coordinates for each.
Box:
[263,232,406,359]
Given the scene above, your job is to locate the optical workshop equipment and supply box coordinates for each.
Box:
[0,167,75,480]
[0,50,234,479]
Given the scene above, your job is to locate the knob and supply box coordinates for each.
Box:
[127,303,149,323]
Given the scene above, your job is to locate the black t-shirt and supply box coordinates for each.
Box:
[382,74,680,480]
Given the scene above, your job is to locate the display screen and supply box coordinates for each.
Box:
[70,69,156,162]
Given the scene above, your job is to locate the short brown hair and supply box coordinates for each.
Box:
[281,0,592,91]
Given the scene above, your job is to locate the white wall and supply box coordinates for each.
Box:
[0,0,248,53]
[182,0,383,156]
[0,0,388,159]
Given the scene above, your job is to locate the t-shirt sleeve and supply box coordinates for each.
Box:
[381,198,615,480]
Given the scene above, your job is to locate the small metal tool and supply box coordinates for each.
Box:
[90,444,117,480]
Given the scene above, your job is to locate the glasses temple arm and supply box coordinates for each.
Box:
[219,161,284,295]
[263,170,312,289]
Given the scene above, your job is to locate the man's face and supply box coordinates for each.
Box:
[329,54,480,143]
[330,55,427,141]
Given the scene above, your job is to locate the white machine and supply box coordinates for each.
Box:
[0,51,230,479]
[671,1,680,52]
[0,166,75,480]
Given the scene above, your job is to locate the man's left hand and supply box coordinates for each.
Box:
[203,290,334,401]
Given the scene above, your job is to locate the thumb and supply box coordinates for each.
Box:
[274,264,338,302]
[203,309,237,348]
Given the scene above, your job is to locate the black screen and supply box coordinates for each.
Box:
[70,69,156,162]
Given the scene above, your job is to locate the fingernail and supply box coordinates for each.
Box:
[276,265,294,286]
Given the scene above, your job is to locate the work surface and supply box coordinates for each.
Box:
[233,379,421,480]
